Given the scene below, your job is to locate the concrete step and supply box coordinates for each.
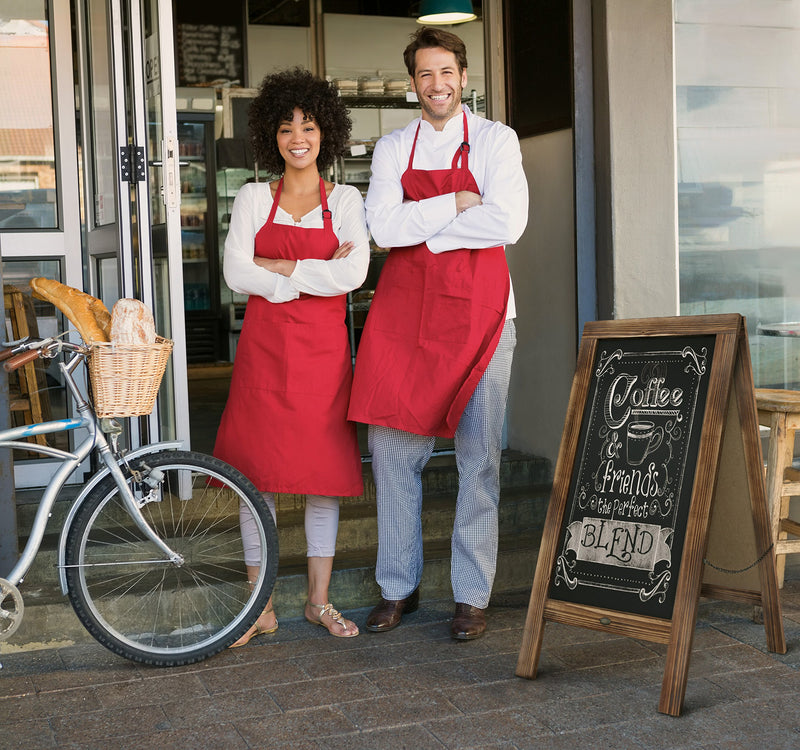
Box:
[15,484,548,583]
[13,449,550,532]
[4,450,551,652]
[1,528,543,652]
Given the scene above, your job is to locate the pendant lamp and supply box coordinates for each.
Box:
[417,0,477,25]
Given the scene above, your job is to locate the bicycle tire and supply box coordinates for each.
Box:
[64,450,278,666]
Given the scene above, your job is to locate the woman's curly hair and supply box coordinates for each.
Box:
[248,68,352,175]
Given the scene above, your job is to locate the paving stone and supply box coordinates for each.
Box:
[705,664,800,700]
[92,672,209,709]
[363,659,482,694]
[424,707,553,746]
[234,705,357,747]
[514,723,645,750]
[162,686,281,727]
[0,671,36,698]
[198,658,311,694]
[49,704,170,745]
[266,672,383,711]
[0,718,55,750]
[320,725,447,749]
[686,643,784,677]
[293,641,412,678]
[340,690,461,730]
[445,675,574,714]
[31,666,140,693]
[66,724,250,750]
[549,637,661,670]
[699,729,800,750]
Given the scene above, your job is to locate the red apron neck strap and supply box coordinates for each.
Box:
[407,121,422,170]
[267,176,332,226]
[451,109,470,170]
[407,108,470,172]
[319,176,332,225]
[266,177,283,225]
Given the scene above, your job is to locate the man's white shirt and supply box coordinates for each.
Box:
[365,105,528,319]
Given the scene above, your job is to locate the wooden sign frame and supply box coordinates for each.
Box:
[516,314,786,716]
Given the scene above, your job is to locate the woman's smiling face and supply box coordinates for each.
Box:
[276,107,322,171]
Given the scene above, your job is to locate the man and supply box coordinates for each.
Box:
[348,26,528,640]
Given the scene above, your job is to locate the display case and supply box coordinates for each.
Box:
[178,113,221,362]
[216,165,265,360]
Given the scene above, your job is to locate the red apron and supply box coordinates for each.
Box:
[214,178,363,496]
[348,110,510,438]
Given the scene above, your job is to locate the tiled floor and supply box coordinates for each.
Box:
[1,562,798,749]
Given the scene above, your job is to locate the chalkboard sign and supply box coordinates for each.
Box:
[174,2,246,87]
[548,335,715,619]
[517,314,785,717]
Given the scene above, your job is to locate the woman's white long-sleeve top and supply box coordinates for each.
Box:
[223,181,370,303]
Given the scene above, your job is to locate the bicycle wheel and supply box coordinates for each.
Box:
[64,450,278,666]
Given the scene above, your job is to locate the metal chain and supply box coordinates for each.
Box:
[703,543,774,575]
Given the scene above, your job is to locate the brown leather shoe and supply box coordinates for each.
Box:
[365,588,420,632]
[451,603,486,640]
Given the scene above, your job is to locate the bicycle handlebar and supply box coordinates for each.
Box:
[0,336,88,372]
[4,349,41,372]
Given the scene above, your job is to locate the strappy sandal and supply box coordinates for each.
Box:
[304,601,359,638]
[229,604,278,648]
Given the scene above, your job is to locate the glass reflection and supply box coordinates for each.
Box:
[676,0,800,390]
[0,1,58,229]
[1,260,69,457]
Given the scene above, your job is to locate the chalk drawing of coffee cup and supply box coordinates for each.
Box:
[626,421,663,466]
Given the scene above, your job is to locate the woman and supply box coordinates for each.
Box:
[214,68,369,643]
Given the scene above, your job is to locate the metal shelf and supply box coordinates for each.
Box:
[339,94,485,112]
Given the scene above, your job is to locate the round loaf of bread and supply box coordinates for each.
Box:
[110,298,157,345]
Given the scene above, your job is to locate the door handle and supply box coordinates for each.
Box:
[161,136,181,210]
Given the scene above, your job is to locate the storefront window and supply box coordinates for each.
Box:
[676,1,800,390]
[0,1,58,230]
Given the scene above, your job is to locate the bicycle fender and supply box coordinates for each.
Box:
[57,441,185,594]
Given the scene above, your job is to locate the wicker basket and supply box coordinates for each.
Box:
[88,337,174,418]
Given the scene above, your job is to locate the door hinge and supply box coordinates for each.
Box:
[120,145,146,183]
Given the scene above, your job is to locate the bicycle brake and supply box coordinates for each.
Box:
[129,462,166,507]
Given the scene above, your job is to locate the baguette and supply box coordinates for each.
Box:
[29,277,111,344]
[110,298,157,345]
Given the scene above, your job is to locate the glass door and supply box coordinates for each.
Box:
[141,0,189,447]
[77,0,187,448]
[1,0,186,489]
[0,0,84,487]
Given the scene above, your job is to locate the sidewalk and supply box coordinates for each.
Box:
[1,565,798,750]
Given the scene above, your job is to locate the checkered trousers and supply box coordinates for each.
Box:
[368,319,517,608]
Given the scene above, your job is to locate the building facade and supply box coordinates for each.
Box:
[0,0,798,494]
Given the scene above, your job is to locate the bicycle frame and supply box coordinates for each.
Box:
[5,348,185,590]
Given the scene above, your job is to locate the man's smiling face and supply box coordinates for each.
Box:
[410,46,468,129]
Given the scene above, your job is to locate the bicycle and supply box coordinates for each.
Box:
[0,334,278,666]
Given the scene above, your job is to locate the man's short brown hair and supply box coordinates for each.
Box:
[403,26,468,76]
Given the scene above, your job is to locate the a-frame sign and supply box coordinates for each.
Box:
[516,314,786,716]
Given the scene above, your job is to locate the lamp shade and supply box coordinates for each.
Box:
[417,0,476,25]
